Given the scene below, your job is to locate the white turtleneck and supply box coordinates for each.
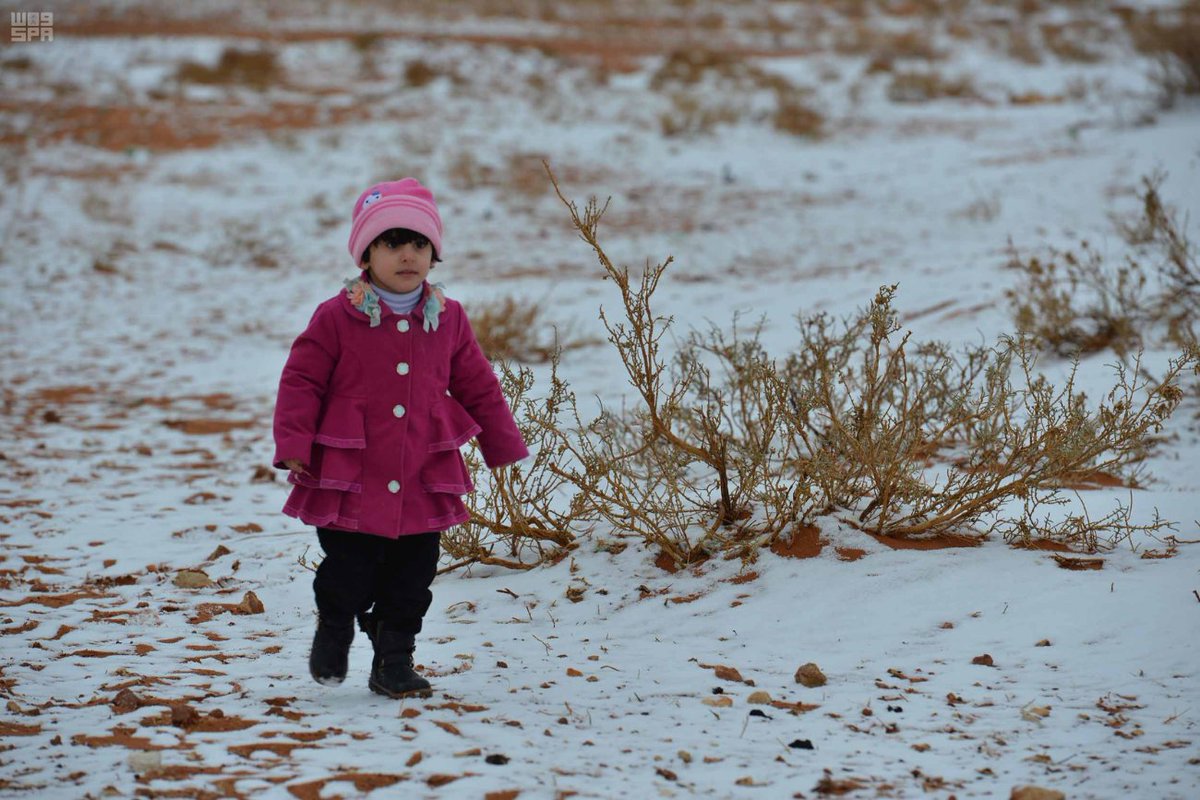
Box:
[371,282,424,315]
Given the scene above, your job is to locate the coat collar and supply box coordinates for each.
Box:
[342,272,446,331]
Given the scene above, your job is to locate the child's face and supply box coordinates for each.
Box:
[364,237,434,294]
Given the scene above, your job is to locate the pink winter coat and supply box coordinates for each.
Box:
[273,279,528,538]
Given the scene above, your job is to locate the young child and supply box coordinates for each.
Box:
[273,178,528,698]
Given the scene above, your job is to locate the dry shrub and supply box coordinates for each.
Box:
[1003,21,1043,65]
[446,150,495,191]
[832,26,944,62]
[545,178,819,566]
[467,295,573,363]
[1040,22,1106,64]
[176,48,279,90]
[651,49,823,139]
[772,99,825,138]
[887,70,978,102]
[445,168,1195,572]
[1007,173,1199,356]
[784,293,1192,549]
[660,92,740,138]
[403,59,442,88]
[537,168,1192,564]
[443,355,581,571]
[1126,0,1200,104]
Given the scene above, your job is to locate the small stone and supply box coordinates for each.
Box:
[1010,786,1065,800]
[172,569,213,589]
[702,696,733,707]
[111,689,142,714]
[788,739,814,750]
[912,743,931,752]
[972,654,995,666]
[235,591,265,614]
[206,545,232,561]
[677,750,693,764]
[169,703,199,727]
[747,691,772,705]
[794,662,826,687]
[127,750,162,774]
[713,665,745,683]
[1035,639,1052,647]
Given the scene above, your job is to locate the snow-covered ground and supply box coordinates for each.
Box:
[2,2,1198,797]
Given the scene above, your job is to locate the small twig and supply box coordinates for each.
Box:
[296,545,318,573]
[531,634,552,655]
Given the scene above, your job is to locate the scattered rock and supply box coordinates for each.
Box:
[714,665,746,683]
[1021,704,1052,722]
[971,654,995,667]
[794,662,826,687]
[250,465,275,483]
[1035,639,1052,647]
[788,739,814,750]
[485,753,510,765]
[702,696,733,708]
[127,750,161,774]
[172,569,213,589]
[1011,787,1065,800]
[912,743,931,752]
[206,545,232,561]
[655,767,678,781]
[747,691,772,705]
[235,591,264,614]
[111,689,143,714]
[677,750,693,763]
[169,703,199,727]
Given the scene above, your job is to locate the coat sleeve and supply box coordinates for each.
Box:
[447,307,530,469]
[273,307,338,469]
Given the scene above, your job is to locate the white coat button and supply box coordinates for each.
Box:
[387,480,400,493]
[392,404,406,418]
[396,319,410,332]
[396,362,409,375]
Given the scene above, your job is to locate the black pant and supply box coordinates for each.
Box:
[313,528,440,635]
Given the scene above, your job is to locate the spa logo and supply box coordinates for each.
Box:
[10,11,53,42]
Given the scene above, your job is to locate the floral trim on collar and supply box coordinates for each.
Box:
[423,282,446,332]
[344,276,383,327]
[343,276,447,331]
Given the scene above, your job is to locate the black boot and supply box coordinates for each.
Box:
[308,615,354,686]
[368,624,432,698]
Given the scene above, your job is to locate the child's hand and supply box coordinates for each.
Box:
[282,459,310,476]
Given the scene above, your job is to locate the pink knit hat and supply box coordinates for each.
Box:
[347,178,444,265]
